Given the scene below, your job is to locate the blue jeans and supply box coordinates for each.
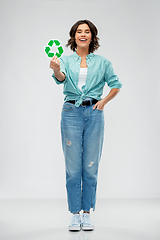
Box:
[61,101,104,213]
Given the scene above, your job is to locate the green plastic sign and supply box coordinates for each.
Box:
[45,40,64,58]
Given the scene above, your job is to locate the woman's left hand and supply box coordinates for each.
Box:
[93,88,120,111]
[93,99,106,111]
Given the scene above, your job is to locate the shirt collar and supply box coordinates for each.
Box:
[72,51,94,61]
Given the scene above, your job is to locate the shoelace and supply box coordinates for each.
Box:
[70,214,80,225]
[81,214,91,224]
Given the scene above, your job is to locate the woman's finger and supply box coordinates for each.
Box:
[93,103,98,110]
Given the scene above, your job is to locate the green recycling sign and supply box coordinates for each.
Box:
[45,40,64,58]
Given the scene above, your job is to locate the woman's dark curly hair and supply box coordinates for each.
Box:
[65,19,100,53]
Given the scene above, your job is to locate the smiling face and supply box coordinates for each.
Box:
[75,23,92,52]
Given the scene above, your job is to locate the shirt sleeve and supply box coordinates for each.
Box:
[52,56,67,85]
[104,60,122,89]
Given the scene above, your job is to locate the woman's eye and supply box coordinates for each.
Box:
[77,32,90,34]
[77,31,90,33]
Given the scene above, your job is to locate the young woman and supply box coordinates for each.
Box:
[50,19,122,231]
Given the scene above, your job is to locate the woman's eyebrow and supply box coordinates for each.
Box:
[77,29,90,31]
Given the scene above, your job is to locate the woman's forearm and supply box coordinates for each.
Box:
[93,88,121,110]
[54,70,65,81]
[103,88,121,105]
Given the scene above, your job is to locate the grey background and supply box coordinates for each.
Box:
[0,0,160,199]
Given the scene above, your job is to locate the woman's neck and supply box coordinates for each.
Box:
[76,47,89,59]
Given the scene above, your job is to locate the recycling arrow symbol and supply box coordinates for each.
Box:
[45,40,64,58]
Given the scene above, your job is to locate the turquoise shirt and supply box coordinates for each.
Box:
[52,51,122,107]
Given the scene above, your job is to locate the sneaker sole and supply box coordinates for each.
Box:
[69,226,81,231]
[82,226,94,231]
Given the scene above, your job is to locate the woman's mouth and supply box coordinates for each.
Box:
[79,38,87,42]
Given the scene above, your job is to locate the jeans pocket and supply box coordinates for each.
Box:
[62,102,75,111]
[96,108,103,112]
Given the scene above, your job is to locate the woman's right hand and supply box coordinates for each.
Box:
[50,55,61,73]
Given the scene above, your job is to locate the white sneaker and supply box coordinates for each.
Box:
[81,213,94,231]
[69,214,81,231]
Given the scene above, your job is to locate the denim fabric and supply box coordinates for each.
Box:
[61,101,104,213]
